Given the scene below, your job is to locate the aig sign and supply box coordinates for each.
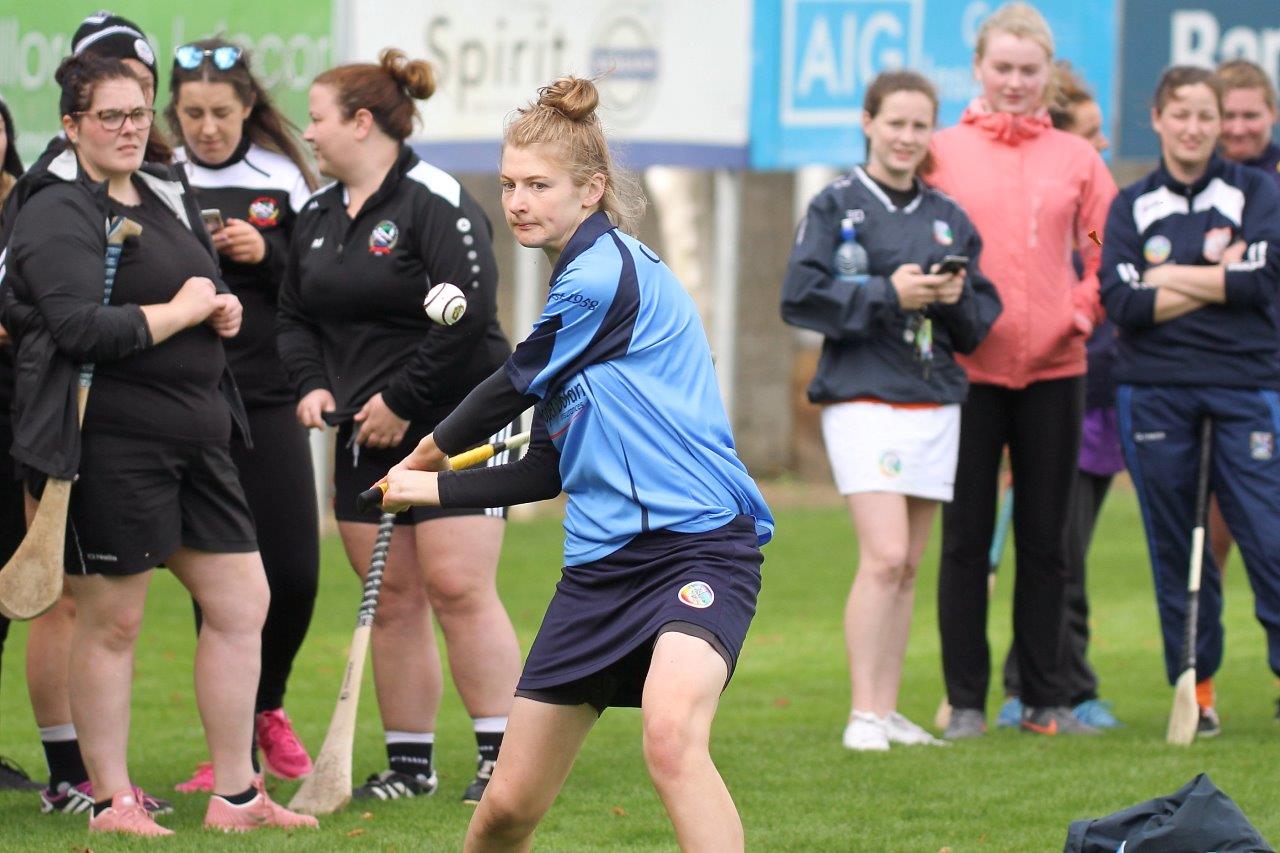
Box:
[780,0,922,127]
[751,0,1113,168]
[1117,1,1280,159]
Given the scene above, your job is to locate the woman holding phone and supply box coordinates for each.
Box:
[782,70,1001,750]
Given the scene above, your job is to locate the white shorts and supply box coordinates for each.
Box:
[821,400,961,501]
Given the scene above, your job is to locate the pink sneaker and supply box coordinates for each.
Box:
[88,789,174,836]
[176,761,215,793]
[256,708,313,780]
[204,778,319,832]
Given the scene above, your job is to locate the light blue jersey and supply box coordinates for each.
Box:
[505,213,774,565]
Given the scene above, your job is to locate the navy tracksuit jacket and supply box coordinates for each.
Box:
[1101,154,1280,685]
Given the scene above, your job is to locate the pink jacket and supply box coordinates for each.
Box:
[928,99,1117,389]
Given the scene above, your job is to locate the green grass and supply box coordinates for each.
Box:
[1,488,1277,850]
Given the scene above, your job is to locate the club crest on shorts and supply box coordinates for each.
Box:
[933,219,953,246]
[369,220,399,255]
[247,196,280,228]
[878,450,902,478]
[1143,234,1172,265]
[1202,226,1233,263]
[677,581,715,609]
[1250,431,1274,461]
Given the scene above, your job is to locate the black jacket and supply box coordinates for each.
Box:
[781,166,1002,405]
[277,145,510,423]
[0,145,250,479]
[176,139,311,408]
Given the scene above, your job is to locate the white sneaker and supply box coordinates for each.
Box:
[883,711,947,746]
[842,711,889,751]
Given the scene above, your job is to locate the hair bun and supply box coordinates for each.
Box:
[379,48,435,101]
[538,77,598,121]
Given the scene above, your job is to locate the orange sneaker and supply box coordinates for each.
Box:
[88,789,175,836]
[203,778,319,832]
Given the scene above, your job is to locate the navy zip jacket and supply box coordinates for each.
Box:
[780,166,1002,405]
[1100,154,1280,388]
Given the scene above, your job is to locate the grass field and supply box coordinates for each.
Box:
[1,487,1277,850]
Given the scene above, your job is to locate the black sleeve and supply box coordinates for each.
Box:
[930,216,1003,354]
[9,188,152,363]
[1223,175,1280,308]
[275,212,330,398]
[437,414,561,508]
[433,367,537,456]
[780,189,900,340]
[381,190,502,419]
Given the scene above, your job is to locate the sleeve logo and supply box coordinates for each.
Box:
[369,220,399,255]
[1143,235,1172,265]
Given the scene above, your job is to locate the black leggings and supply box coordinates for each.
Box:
[1002,469,1113,705]
[195,404,319,712]
[0,418,26,672]
[938,377,1083,709]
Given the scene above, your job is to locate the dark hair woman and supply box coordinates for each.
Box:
[167,36,320,793]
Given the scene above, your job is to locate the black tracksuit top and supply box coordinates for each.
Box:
[177,139,311,408]
[277,146,510,423]
[1101,154,1280,388]
[780,166,1003,405]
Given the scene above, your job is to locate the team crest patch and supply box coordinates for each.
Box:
[247,196,280,228]
[1202,226,1233,263]
[678,581,715,609]
[369,220,399,255]
[878,450,902,478]
[933,219,953,246]
[1143,235,1172,265]
[1250,431,1274,461]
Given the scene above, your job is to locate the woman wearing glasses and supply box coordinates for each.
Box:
[2,54,316,836]
[167,37,320,792]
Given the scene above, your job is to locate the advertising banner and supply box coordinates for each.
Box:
[0,2,334,166]
[1116,0,1280,159]
[347,0,752,172]
[749,0,1115,169]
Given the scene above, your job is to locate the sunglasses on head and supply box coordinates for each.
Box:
[174,44,243,71]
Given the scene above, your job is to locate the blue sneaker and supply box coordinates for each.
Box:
[1072,699,1121,729]
[996,696,1023,728]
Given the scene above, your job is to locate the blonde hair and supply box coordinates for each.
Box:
[975,2,1055,61]
[504,77,647,234]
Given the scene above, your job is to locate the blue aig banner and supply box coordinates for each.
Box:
[750,0,1116,169]
[1117,0,1280,159]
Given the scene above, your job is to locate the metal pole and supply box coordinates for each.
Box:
[712,169,741,422]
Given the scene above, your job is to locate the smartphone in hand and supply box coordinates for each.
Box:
[936,254,969,275]
[200,208,224,234]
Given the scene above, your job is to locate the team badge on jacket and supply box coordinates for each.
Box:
[1143,234,1172,265]
[933,219,953,246]
[678,581,715,609]
[1202,226,1233,263]
[1251,431,1275,461]
[369,220,399,255]
[247,196,280,228]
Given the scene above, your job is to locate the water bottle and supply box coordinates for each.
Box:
[833,217,869,285]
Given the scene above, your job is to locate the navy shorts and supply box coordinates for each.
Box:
[515,515,763,713]
[334,419,514,525]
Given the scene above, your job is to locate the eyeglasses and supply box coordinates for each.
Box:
[74,107,156,131]
[174,44,243,71]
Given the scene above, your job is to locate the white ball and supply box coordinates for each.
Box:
[423,282,468,326]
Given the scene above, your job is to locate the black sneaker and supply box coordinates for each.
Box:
[461,759,495,805]
[1198,706,1221,738]
[0,756,41,791]
[352,769,438,801]
[1020,706,1101,736]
